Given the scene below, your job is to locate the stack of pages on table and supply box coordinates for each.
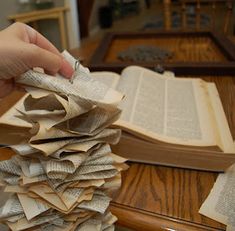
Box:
[0,51,128,231]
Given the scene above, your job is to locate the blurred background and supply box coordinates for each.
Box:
[0,0,234,51]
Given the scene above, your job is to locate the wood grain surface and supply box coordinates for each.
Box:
[105,36,227,63]
[111,164,225,231]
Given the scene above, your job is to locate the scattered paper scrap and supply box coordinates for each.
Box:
[199,164,235,231]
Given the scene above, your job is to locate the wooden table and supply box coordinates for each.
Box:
[110,77,234,231]
[8,7,69,50]
[71,36,235,231]
[1,34,235,231]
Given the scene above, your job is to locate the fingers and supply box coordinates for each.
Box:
[24,44,62,75]
[9,23,74,78]
[25,24,61,56]
[0,23,74,79]
[24,24,74,78]
[60,58,74,78]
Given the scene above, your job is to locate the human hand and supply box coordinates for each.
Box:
[0,22,74,98]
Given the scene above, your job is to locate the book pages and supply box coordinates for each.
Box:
[199,164,235,230]
[205,83,235,152]
[90,71,120,89]
[112,66,234,152]
[1,64,234,154]
[0,51,127,231]
[18,62,123,107]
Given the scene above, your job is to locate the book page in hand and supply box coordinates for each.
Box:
[114,66,220,148]
[17,52,124,106]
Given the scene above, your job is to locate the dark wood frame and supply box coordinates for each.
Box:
[89,31,235,75]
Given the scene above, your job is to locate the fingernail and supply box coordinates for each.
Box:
[60,59,74,79]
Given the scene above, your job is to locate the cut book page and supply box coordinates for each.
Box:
[0,50,127,231]
[199,164,235,230]
[17,51,124,107]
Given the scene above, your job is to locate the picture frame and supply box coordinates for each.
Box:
[89,31,235,75]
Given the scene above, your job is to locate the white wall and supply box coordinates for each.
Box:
[65,0,81,49]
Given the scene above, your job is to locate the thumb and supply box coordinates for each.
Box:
[24,44,74,78]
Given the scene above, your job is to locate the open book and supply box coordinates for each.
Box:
[1,65,235,171]
[90,66,235,171]
[91,66,234,152]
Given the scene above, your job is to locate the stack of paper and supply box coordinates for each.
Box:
[0,52,127,231]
